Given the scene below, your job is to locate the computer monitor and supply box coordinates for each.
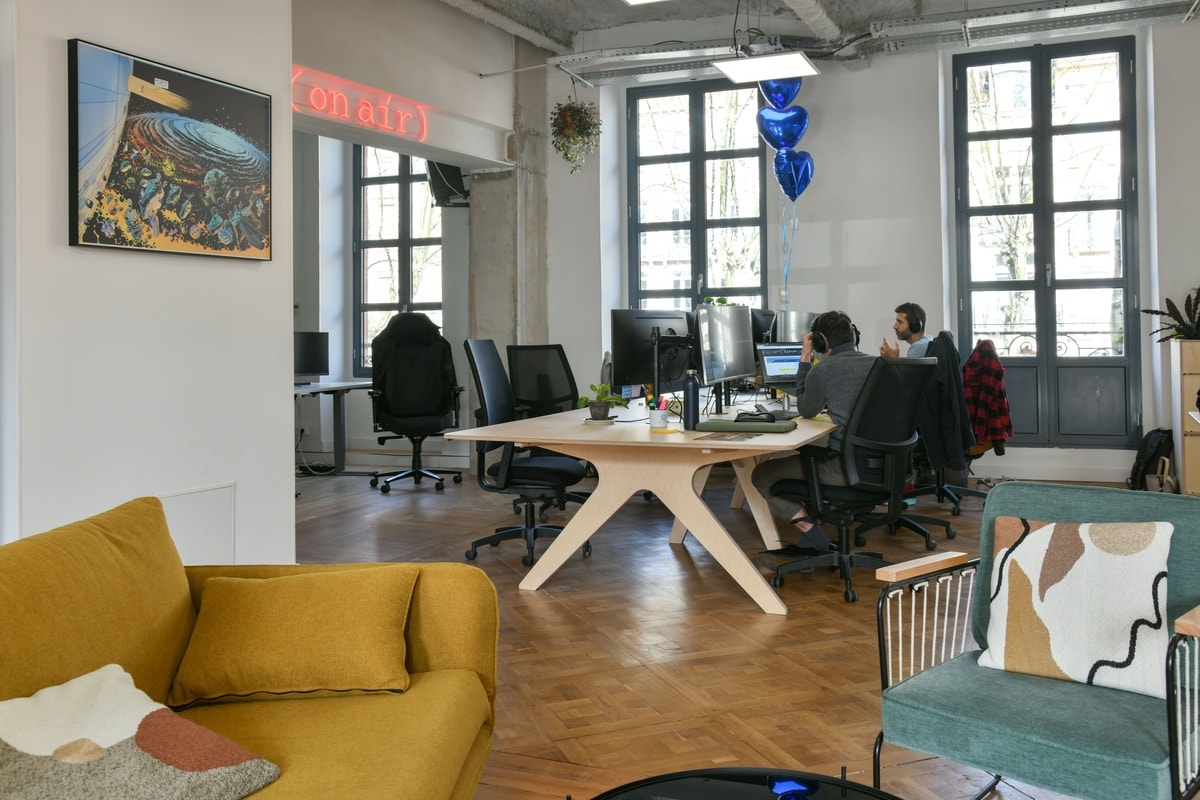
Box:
[750,308,776,344]
[774,310,818,343]
[294,331,329,384]
[756,343,804,388]
[609,309,692,394]
[694,305,756,388]
[427,161,469,208]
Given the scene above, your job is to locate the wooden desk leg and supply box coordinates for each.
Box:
[729,457,786,550]
[669,465,711,544]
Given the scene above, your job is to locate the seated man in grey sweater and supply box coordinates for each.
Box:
[751,310,876,566]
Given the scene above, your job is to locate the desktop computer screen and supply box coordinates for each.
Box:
[756,343,804,388]
[294,331,330,384]
[694,305,756,388]
[750,308,776,344]
[609,308,692,394]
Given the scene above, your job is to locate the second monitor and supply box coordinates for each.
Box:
[694,304,756,388]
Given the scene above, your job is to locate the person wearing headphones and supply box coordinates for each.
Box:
[751,310,876,566]
[879,301,932,358]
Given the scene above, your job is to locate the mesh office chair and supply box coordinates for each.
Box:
[367,313,464,493]
[463,339,589,566]
[767,357,936,602]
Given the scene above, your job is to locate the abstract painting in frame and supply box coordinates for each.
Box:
[68,39,272,260]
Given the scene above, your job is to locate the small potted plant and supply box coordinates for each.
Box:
[551,98,601,174]
[1142,286,1200,341]
[577,383,627,420]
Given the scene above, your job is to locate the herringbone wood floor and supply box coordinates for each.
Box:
[295,466,1078,800]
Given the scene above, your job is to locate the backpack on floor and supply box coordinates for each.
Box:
[1127,428,1174,490]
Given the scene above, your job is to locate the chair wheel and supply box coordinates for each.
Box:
[642,491,653,501]
[771,574,784,588]
[521,554,535,567]
[946,527,957,539]
[844,588,858,603]
[379,483,391,494]
[435,481,445,491]
[951,506,962,517]
[369,477,379,488]
[512,502,522,515]
[465,548,477,560]
[540,513,549,523]
[453,474,463,483]
[925,538,937,551]
[854,534,867,547]
[583,542,592,557]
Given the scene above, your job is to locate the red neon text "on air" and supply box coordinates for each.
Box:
[291,66,428,142]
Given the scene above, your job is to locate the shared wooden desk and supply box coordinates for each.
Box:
[446,407,835,615]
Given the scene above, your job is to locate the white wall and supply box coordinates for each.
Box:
[2,0,295,560]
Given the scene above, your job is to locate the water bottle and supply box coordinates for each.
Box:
[683,370,700,431]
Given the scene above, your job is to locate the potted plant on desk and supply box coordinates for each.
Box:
[577,383,627,420]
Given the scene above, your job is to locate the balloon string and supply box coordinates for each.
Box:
[779,196,796,312]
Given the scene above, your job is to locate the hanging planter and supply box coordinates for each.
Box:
[550,98,601,173]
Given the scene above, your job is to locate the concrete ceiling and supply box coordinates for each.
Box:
[436,0,1197,80]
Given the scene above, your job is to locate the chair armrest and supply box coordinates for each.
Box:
[876,551,971,583]
[1176,605,1200,637]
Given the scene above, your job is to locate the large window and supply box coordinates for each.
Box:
[953,37,1139,447]
[352,145,443,377]
[626,80,767,311]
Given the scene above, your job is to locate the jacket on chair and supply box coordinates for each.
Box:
[916,331,976,471]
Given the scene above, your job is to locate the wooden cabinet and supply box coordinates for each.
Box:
[1171,340,1200,496]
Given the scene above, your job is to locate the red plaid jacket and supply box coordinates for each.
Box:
[962,339,1013,445]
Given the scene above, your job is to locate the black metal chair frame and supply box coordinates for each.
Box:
[369,386,465,493]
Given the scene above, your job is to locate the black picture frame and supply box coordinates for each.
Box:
[68,39,272,260]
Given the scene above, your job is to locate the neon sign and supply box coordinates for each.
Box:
[291,65,428,142]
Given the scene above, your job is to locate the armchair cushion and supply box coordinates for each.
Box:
[977,516,1174,698]
[168,566,418,708]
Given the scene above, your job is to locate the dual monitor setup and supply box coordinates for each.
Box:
[608,307,817,411]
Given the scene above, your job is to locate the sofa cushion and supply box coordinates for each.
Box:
[178,669,491,799]
[977,517,1174,698]
[0,497,194,703]
[168,566,419,708]
[883,651,1170,800]
[0,664,278,799]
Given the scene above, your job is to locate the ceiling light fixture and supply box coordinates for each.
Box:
[622,0,670,5]
[711,50,820,83]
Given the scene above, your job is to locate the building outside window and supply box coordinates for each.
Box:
[352,145,443,377]
[626,80,767,311]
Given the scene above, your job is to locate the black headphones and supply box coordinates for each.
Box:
[811,330,829,354]
[909,314,924,334]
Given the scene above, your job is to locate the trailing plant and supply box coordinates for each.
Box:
[1142,286,1200,341]
[551,98,601,174]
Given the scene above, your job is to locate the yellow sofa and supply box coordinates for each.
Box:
[0,497,498,799]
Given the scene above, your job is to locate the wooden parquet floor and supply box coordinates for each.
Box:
[295,466,1078,800]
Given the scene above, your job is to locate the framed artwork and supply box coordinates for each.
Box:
[68,39,272,260]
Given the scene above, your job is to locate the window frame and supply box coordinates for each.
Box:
[351,146,442,378]
[625,79,768,311]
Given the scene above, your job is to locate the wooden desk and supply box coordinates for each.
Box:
[293,381,372,475]
[446,408,835,615]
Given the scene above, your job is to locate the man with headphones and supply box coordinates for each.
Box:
[751,310,876,565]
[879,301,932,358]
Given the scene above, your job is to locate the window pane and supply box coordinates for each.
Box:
[638,95,689,156]
[706,157,759,220]
[704,88,758,151]
[362,311,396,367]
[411,245,442,304]
[706,226,760,290]
[640,296,692,311]
[966,62,1031,132]
[363,184,399,239]
[410,156,428,176]
[362,146,400,178]
[971,289,1037,357]
[968,214,1035,281]
[639,231,692,292]
[968,138,1032,206]
[411,181,442,238]
[1054,209,1122,279]
[1052,131,1121,202]
[1056,287,1124,357]
[1051,52,1120,126]
[639,163,690,223]
[363,247,401,304]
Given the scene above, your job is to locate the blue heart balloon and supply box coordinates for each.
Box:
[774,149,815,201]
[759,78,802,110]
[757,105,809,151]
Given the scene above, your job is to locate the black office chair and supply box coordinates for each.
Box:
[367,313,464,493]
[463,339,590,566]
[767,357,936,603]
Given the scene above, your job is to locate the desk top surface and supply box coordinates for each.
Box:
[293,380,372,395]
[446,405,834,453]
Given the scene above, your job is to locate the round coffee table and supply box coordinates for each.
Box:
[590,767,904,799]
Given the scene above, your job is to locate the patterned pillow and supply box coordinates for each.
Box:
[0,664,278,798]
[978,516,1174,699]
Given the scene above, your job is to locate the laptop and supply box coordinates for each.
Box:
[756,343,804,388]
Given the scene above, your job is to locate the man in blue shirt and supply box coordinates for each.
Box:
[880,301,932,358]
[752,310,875,565]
